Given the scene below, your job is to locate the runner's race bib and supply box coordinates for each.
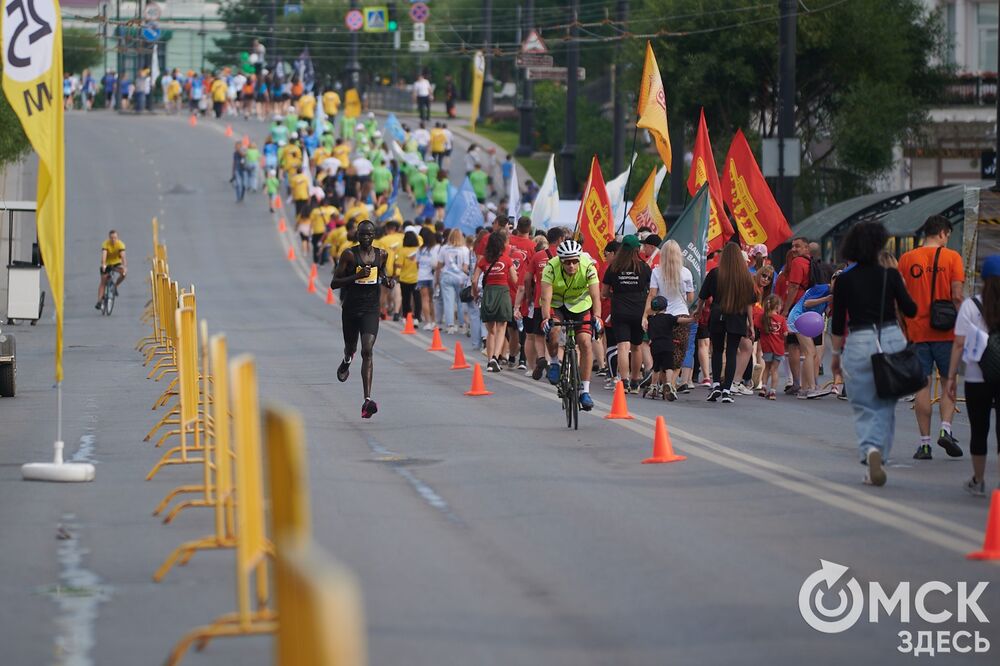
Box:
[355,265,378,285]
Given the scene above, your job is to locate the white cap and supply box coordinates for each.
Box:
[367,111,375,119]
[290,132,299,139]
[486,202,497,212]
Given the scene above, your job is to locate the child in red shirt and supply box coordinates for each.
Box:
[754,294,787,400]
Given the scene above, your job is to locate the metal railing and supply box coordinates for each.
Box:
[943,73,998,106]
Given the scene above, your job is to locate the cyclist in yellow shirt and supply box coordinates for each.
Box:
[97,229,127,310]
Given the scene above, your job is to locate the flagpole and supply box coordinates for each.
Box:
[617,126,640,236]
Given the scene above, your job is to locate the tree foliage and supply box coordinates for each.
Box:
[63,27,103,76]
[0,94,31,169]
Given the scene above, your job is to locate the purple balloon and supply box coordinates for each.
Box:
[795,311,825,338]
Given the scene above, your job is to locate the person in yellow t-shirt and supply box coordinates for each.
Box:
[290,167,311,217]
[322,90,341,117]
[166,79,182,113]
[297,92,316,121]
[280,141,303,175]
[397,230,422,321]
[333,139,351,170]
[344,201,370,226]
[308,203,330,263]
[97,229,127,309]
[429,125,447,167]
[312,145,332,169]
[210,77,227,118]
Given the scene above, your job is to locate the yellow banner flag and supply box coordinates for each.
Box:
[628,168,666,238]
[636,41,672,170]
[343,88,362,119]
[1,0,65,382]
[470,51,485,131]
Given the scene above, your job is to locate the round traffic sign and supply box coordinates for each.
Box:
[143,2,161,22]
[141,22,161,42]
[345,9,364,32]
[409,2,429,23]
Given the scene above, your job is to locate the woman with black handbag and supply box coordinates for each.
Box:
[830,221,918,486]
[944,255,1000,497]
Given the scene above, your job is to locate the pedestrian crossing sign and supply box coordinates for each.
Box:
[363,6,388,32]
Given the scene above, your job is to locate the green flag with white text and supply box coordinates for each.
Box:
[664,183,711,296]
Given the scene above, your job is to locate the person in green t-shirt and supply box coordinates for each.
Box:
[468,163,489,203]
[244,143,261,191]
[431,171,450,221]
[408,164,430,205]
[284,112,299,134]
[372,162,393,197]
[425,159,440,185]
[320,131,335,151]
[266,170,280,212]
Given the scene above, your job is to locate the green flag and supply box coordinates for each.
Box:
[664,183,711,296]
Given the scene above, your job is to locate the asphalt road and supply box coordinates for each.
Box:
[0,111,998,666]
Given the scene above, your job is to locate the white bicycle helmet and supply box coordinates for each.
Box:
[556,239,582,260]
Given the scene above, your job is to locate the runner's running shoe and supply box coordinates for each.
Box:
[547,360,561,385]
[579,392,594,411]
[913,444,933,460]
[361,399,378,419]
[337,358,351,382]
[720,390,734,404]
[707,387,722,402]
[676,383,692,394]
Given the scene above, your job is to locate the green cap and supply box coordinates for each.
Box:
[622,234,641,250]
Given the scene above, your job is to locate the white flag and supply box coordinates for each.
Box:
[507,162,520,219]
[151,44,160,89]
[530,155,560,230]
[606,153,637,233]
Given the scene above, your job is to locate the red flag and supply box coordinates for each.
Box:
[687,109,733,253]
[721,130,792,251]
[576,156,615,275]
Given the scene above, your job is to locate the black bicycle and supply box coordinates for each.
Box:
[550,319,587,430]
[100,267,121,316]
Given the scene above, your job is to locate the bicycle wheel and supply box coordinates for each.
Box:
[103,282,115,316]
[565,346,579,430]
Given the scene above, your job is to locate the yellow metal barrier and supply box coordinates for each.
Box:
[147,307,204,481]
[266,406,367,666]
[165,355,276,665]
[154,333,236,582]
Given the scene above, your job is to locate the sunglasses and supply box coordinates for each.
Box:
[561,258,580,265]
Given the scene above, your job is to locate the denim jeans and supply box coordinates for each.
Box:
[246,163,260,192]
[233,170,247,202]
[469,300,483,346]
[440,272,465,327]
[843,325,907,462]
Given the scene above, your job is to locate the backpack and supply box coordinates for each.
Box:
[971,298,1000,384]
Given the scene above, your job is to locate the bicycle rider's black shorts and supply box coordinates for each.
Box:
[342,308,380,344]
[554,307,593,337]
[101,265,124,276]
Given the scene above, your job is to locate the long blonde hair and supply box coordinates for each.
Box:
[660,239,684,295]
[448,228,464,247]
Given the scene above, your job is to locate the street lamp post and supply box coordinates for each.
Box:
[481,0,494,119]
[560,0,580,198]
[515,0,535,157]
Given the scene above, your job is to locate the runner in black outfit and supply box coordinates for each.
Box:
[331,220,395,418]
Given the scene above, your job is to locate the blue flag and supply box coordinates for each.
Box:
[443,178,484,237]
[384,113,406,144]
[665,183,711,295]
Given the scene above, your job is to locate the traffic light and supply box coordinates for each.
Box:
[388,2,398,31]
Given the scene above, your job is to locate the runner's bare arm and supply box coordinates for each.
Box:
[539,282,553,321]
[379,249,396,289]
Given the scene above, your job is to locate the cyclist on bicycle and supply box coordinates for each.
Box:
[96,229,127,310]
[539,239,602,411]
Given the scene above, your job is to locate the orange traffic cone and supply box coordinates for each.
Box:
[241,134,250,148]
[307,278,317,293]
[325,287,336,305]
[968,489,1000,560]
[274,195,283,209]
[451,342,470,370]
[309,263,318,280]
[427,327,447,352]
[287,246,296,261]
[277,217,287,233]
[604,380,634,420]
[464,363,493,396]
[224,124,233,137]
[642,416,686,464]
[401,313,416,335]
[188,114,197,127]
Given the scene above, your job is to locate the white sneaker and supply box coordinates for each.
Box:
[422,322,435,331]
[446,325,457,334]
[734,383,754,396]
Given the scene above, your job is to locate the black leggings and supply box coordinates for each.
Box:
[710,329,742,391]
[965,382,1000,456]
[400,281,421,320]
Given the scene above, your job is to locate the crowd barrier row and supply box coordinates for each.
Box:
[135,217,367,665]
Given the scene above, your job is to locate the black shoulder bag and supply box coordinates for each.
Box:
[872,268,928,399]
[929,246,958,331]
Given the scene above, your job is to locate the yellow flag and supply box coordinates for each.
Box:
[1,0,65,382]
[628,169,666,238]
[343,88,362,119]
[636,42,672,170]
[470,50,485,131]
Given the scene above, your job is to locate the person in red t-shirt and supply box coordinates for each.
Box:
[472,230,519,373]
[782,237,812,315]
[474,215,507,260]
[504,217,537,368]
[754,294,788,400]
[515,227,566,379]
